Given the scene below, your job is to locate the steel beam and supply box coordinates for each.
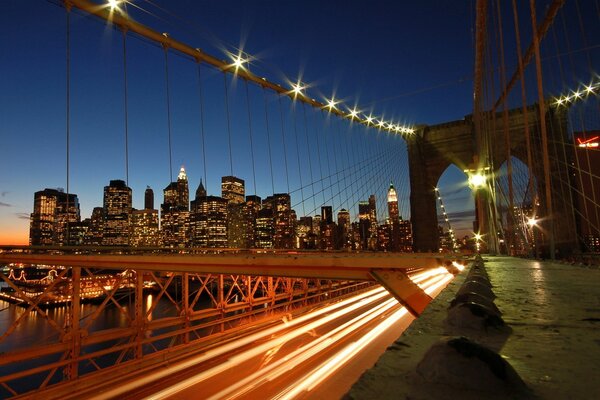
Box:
[370,269,432,317]
[0,253,448,280]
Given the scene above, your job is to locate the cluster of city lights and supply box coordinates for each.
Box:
[224,49,415,135]
[553,79,599,107]
[434,187,459,251]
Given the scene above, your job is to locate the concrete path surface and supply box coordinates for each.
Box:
[346,256,600,399]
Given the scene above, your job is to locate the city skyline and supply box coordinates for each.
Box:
[0,0,489,245]
[27,167,417,252]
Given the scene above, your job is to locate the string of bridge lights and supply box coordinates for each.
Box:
[553,78,599,107]
[103,0,415,136]
[434,187,459,251]
[229,52,416,134]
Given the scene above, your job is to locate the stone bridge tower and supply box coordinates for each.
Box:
[407,104,578,257]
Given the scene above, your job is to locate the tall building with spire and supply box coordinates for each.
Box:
[387,182,399,223]
[161,167,190,247]
[387,182,400,251]
[102,180,132,246]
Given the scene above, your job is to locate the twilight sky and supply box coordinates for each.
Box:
[0,0,597,244]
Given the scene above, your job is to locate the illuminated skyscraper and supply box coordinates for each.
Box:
[387,182,399,222]
[130,209,159,247]
[337,209,351,249]
[102,180,132,246]
[263,193,293,249]
[30,188,80,246]
[161,167,190,247]
[255,208,274,248]
[387,182,400,251]
[190,183,228,248]
[221,176,245,204]
[245,195,261,248]
[87,207,104,245]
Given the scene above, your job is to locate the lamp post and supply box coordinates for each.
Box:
[527,216,540,258]
[465,166,499,254]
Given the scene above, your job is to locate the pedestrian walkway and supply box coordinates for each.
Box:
[346,256,600,399]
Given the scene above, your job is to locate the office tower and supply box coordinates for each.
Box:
[144,186,154,210]
[161,168,191,247]
[102,180,132,246]
[337,209,351,249]
[572,131,600,251]
[296,216,313,249]
[221,176,245,204]
[30,188,80,246]
[377,223,391,251]
[321,206,333,225]
[387,182,399,222]
[227,202,248,248]
[190,185,228,247]
[130,208,159,247]
[263,193,293,249]
[196,179,207,199]
[164,166,190,210]
[358,201,371,250]
[245,195,261,248]
[368,195,378,250]
[255,208,274,248]
[67,220,89,246]
[388,182,400,251]
[398,218,413,252]
[87,207,104,246]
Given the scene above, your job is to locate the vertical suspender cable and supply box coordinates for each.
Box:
[292,104,306,217]
[302,103,316,212]
[277,95,291,194]
[530,0,555,259]
[122,28,129,186]
[263,89,275,194]
[311,108,327,206]
[65,4,71,245]
[244,80,257,196]
[163,46,173,183]
[511,0,536,225]
[496,0,514,254]
[197,63,207,194]
[223,73,234,177]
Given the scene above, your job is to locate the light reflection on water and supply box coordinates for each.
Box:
[0,292,176,354]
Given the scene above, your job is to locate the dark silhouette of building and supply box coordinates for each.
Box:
[144,186,154,210]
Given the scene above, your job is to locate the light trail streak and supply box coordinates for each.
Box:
[91,286,388,400]
[141,288,391,400]
[276,306,410,400]
[271,272,453,399]
[115,266,456,400]
[208,298,400,400]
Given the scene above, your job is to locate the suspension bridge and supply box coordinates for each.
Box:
[0,0,599,398]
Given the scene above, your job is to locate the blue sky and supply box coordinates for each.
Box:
[1,0,597,244]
